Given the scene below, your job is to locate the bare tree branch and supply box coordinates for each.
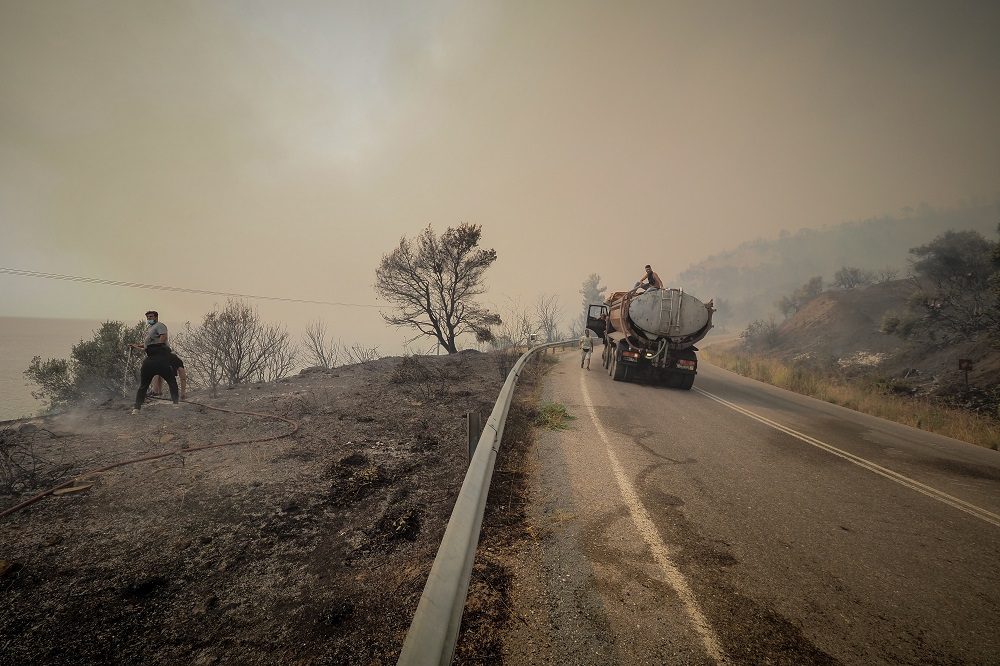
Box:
[177,299,298,394]
[535,294,563,343]
[343,342,381,364]
[302,320,341,369]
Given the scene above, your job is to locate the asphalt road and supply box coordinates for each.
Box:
[502,350,1000,665]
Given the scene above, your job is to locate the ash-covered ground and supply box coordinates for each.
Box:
[1,351,549,665]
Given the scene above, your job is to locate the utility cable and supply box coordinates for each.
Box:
[0,266,384,309]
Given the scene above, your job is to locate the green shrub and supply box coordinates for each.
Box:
[24,321,145,411]
[534,402,575,430]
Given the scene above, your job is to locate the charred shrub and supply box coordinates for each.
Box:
[389,355,458,399]
[378,506,421,542]
[391,356,432,384]
[318,600,355,627]
[0,427,69,495]
[329,457,391,506]
[493,347,520,380]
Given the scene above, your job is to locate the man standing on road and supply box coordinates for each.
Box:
[580,329,594,370]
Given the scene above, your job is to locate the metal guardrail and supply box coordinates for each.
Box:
[397,339,574,665]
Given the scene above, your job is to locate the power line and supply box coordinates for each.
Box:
[0,267,385,309]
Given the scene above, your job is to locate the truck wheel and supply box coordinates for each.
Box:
[679,374,694,390]
[612,351,628,382]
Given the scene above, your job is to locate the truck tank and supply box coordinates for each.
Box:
[606,288,713,350]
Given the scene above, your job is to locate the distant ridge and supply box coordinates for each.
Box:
[673,201,999,328]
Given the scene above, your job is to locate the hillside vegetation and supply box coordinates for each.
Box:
[704,278,1000,449]
[675,202,998,328]
[700,214,1000,449]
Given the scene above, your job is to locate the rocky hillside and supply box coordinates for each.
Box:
[761,281,999,396]
[770,281,913,361]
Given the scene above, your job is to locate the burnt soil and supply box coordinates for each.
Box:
[0,351,548,665]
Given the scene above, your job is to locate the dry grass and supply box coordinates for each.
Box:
[703,349,1000,450]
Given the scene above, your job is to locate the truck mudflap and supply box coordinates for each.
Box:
[662,347,697,390]
[659,369,695,390]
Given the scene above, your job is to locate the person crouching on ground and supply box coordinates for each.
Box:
[580,329,594,370]
[165,349,187,401]
[132,347,179,413]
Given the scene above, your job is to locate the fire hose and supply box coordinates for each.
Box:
[0,398,299,521]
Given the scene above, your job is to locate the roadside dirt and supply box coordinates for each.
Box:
[0,350,550,665]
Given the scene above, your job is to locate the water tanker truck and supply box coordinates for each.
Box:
[586,288,715,389]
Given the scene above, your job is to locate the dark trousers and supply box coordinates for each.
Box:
[135,355,179,409]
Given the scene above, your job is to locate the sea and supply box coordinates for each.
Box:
[0,317,105,421]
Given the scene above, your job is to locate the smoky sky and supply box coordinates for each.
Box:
[1,0,998,349]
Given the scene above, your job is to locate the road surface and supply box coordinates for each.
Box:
[502,351,1000,664]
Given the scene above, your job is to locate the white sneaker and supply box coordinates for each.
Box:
[130,408,140,415]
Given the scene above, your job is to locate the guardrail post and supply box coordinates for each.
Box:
[466,411,482,461]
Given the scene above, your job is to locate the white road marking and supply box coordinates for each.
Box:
[580,375,728,664]
[695,387,1000,528]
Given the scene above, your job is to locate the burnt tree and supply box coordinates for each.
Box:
[376,224,500,353]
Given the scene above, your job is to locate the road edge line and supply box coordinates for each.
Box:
[581,375,728,664]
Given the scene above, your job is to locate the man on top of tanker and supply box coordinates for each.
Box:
[633,265,663,293]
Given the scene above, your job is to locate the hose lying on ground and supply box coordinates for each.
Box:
[0,398,299,521]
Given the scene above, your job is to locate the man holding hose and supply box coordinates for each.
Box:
[129,310,180,414]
